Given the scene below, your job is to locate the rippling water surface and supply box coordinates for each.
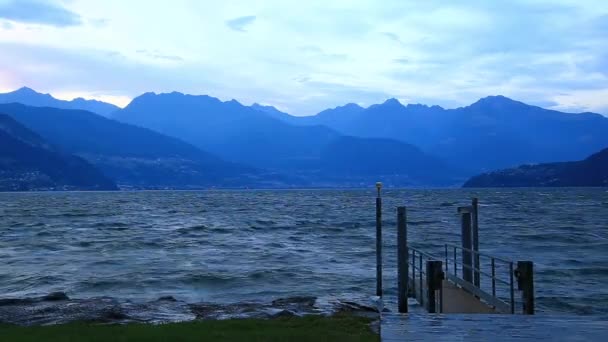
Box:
[0,189,607,325]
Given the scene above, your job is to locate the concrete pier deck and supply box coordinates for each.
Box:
[441,280,496,314]
[380,313,608,341]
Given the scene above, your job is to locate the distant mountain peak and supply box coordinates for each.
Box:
[342,103,363,109]
[382,98,403,107]
[472,95,523,107]
[15,86,39,94]
[12,86,52,98]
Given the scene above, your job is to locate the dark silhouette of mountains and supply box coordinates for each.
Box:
[0,87,120,116]
[276,96,608,173]
[0,103,270,189]
[463,147,608,187]
[0,113,117,191]
[115,92,458,186]
[2,87,607,189]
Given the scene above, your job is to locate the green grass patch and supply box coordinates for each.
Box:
[0,315,378,342]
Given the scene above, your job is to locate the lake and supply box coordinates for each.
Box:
[0,189,607,325]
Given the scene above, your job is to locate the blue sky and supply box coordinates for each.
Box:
[0,0,607,115]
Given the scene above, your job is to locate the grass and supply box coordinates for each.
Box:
[0,315,378,342]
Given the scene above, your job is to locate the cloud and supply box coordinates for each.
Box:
[89,18,109,28]
[225,15,256,32]
[0,0,81,27]
[381,32,402,43]
[393,58,409,65]
[1,20,13,29]
[293,75,311,83]
[0,1,607,115]
[135,49,183,62]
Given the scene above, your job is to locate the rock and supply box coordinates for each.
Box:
[0,298,34,306]
[43,292,69,301]
[102,307,129,321]
[157,296,177,302]
[271,296,316,307]
[271,309,297,318]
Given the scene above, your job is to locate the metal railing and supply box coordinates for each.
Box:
[410,247,443,313]
[444,243,515,314]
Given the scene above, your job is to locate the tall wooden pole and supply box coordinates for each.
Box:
[458,207,473,283]
[472,198,480,287]
[517,261,535,315]
[376,182,383,297]
[397,206,408,313]
[426,260,443,313]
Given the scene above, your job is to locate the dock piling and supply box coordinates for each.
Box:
[376,182,383,297]
[426,260,444,313]
[472,198,480,287]
[516,261,535,315]
[397,206,408,313]
[458,207,474,283]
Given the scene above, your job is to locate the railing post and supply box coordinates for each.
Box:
[397,206,408,313]
[491,258,496,297]
[516,261,535,315]
[458,206,473,283]
[444,244,448,274]
[411,249,416,297]
[419,254,423,306]
[376,182,383,297]
[453,246,457,276]
[472,198,480,287]
[509,262,515,314]
[426,260,443,313]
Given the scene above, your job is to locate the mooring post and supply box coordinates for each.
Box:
[397,206,408,313]
[472,198,480,287]
[458,206,473,283]
[376,182,383,297]
[426,260,443,313]
[516,261,535,315]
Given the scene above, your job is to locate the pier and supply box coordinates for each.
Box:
[373,184,536,340]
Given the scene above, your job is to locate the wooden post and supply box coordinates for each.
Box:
[411,249,416,298]
[397,206,408,313]
[426,260,443,313]
[458,206,473,283]
[472,198,480,287]
[375,182,383,297]
[516,261,535,315]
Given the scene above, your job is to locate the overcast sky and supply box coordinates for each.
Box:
[0,0,607,115]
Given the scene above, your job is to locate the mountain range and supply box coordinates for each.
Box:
[0,87,120,116]
[0,113,117,191]
[267,96,608,173]
[0,87,607,190]
[0,103,273,189]
[114,91,454,186]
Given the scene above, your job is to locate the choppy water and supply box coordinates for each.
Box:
[0,189,607,326]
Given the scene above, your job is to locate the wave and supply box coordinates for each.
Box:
[0,293,378,325]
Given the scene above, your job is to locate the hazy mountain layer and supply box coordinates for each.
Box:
[0,113,117,191]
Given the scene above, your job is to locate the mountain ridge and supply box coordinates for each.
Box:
[463,147,608,187]
[0,103,273,189]
[271,95,608,172]
[115,91,461,186]
[0,113,118,191]
[0,87,121,116]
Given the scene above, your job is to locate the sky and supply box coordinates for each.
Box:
[0,0,607,116]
